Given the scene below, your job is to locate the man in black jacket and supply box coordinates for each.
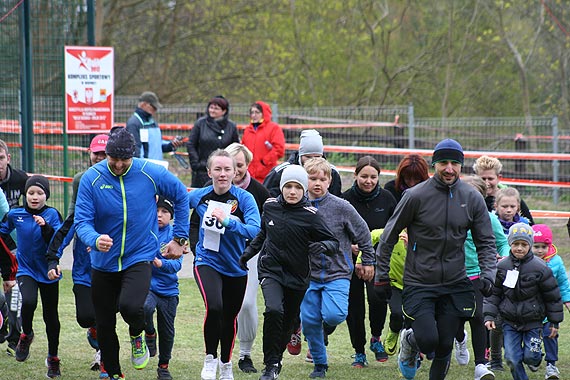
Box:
[374,139,497,380]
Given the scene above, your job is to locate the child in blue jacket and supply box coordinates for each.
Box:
[0,175,62,378]
[144,196,183,380]
[532,224,570,380]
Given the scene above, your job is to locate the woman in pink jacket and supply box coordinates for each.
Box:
[241,101,285,183]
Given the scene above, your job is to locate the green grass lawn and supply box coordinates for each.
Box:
[2,271,569,380]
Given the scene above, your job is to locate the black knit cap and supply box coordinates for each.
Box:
[431,138,464,166]
[25,175,50,200]
[106,126,136,159]
[156,195,174,218]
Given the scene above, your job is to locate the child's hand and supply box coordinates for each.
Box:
[2,280,15,293]
[355,264,374,281]
[211,208,227,223]
[485,320,495,330]
[548,325,558,339]
[47,266,61,280]
[97,235,113,252]
[351,244,359,256]
[33,215,45,226]
[399,231,408,245]
[153,257,163,268]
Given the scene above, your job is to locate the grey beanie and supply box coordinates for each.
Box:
[106,127,136,159]
[507,223,534,246]
[298,129,324,157]
[280,165,308,193]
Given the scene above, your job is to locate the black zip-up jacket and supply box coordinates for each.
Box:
[484,251,563,331]
[263,152,342,198]
[0,164,28,209]
[376,174,497,287]
[242,195,339,290]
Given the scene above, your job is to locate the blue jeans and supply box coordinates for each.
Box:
[144,291,179,365]
[300,279,349,365]
[503,322,543,380]
[542,322,558,364]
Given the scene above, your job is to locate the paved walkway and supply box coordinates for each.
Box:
[60,239,195,278]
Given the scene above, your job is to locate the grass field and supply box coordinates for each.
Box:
[2,266,569,380]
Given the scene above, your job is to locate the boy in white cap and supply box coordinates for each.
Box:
[484,223,563,380]
[240,165,339,380]
[263,129,342,198]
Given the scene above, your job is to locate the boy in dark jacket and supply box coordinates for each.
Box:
[239,165,339,380]
[484,223,563,380]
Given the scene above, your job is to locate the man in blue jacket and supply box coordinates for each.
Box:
[75,127,189,380]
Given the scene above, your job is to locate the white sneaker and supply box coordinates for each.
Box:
[90,349,101,371]
[219,360,234,380]
[454,330,470,365]
[201,354,218,380]
[545,363,560,380]
[474,363,495,380]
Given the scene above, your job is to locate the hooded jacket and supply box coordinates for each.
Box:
[308,192,374,283]
[375,174,497,287]
[263,152,342,198]
[241,101,285,183]
[74,158,189,272]
[484,250,563,330]
[243,195,339,290]
[186,98,239,187]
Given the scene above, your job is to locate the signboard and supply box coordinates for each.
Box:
[64,46,114,133]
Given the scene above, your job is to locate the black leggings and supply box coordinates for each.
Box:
[411,313,462,380]
[91,262,152,378]
[73,284,96,329]
[346,271,387,354]
[17,275,60,356]
[194,265,247,363]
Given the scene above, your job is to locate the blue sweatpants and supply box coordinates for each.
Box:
[300,279,350,365]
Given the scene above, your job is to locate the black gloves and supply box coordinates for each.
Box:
[239,254,250,271]
[479,277,494,297]
[374,279,392,300]
[308,242,327,255]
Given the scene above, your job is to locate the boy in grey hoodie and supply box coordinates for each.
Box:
[301,157,375,378]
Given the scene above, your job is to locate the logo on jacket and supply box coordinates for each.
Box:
[268,220,274,226]
[16,216,24,223]
[227,200,238,214]
[100,184,114,190]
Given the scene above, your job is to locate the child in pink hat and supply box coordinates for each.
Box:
[532,224,570,380]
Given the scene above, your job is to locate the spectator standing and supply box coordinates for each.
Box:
[375,139,497,380]
[241,101,285,183]
[472,155,534,224]
[45,134,108,375]
[144,196,183,380]
[239,165,339,380]
[74,127,189,380]
[126,91,183,161]
[0,175,63,378]
[187,96,239,188]
[189,149,261,380]
[263,129,342,198]
[484,224,563,380]
[531,224,570,380]
[341,156,398,367]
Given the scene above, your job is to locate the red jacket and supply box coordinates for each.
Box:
[242,101,285,182]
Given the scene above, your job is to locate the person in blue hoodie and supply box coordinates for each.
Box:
[74,127,189,380]
[0,175,63,378]
[126,91,183,161]
[143,196,183,380]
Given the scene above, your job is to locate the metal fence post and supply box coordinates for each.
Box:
[408,103,415,149]
[273,102,279,124]
[552,116,559,205]
[19,0,34,172]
